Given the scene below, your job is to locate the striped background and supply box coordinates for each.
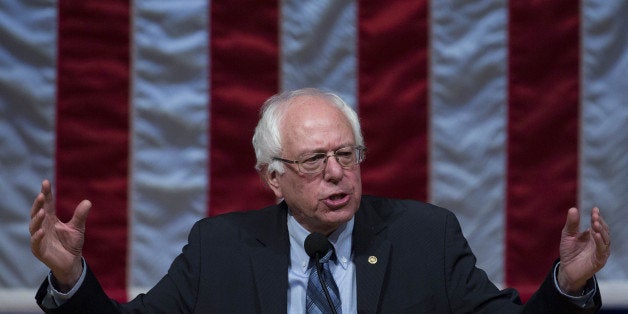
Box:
[1,0,626,312]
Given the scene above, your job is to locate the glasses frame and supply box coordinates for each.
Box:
[273,145,366,174]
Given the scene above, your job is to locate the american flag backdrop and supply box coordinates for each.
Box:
[1,0,627,312]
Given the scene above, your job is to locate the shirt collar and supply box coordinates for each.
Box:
[287,209,354,274]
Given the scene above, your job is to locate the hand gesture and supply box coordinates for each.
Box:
[29,180,91,291]
[557,207,611,294]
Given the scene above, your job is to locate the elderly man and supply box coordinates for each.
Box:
[30,88,610,313]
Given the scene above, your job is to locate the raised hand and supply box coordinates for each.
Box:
[29,179,91,291]
[557,207,611,294]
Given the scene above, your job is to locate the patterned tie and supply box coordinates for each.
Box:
[306,248,342,314]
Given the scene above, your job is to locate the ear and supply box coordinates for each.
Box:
[265,169,284,199]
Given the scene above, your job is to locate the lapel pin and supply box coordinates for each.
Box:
[368,256,377,264]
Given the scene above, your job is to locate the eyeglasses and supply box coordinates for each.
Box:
[273,145,366,174]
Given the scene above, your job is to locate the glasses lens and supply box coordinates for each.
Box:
[299,153,326,173]
[335,147,357,167]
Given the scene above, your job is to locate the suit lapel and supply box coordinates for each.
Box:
[353,198,392,313]
[246,199,392,313]
[248,202,290,314]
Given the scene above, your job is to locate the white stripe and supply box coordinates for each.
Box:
[280,3,358,312]
[581,0,628,299]
[129,0,209,294]
[0,289,43,312]
[280,0,358,108]
[0,1,56,290]
[429,0,508,284]
[598,281,628,308]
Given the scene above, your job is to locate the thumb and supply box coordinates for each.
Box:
[69,200,92,230]
[563,207,581,236]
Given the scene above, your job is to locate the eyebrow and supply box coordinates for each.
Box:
[298,144,354,157]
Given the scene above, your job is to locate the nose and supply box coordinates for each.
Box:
[323,153,344,182]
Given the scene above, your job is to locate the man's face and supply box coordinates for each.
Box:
[267,95,362,235]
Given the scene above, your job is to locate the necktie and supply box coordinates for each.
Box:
[306,248,342,314]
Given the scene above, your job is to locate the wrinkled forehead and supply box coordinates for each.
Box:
[279,95,355,151]
[281,95,349,129]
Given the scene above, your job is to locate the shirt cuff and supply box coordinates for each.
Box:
[46,257,87,306]
[552,261,597,308]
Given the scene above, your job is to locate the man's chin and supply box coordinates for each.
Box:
[323,207,356,224]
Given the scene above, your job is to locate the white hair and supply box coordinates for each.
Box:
[252,88,364,174]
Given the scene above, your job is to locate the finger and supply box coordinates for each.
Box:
[592,207,611,246]
[563,207,581,236]
[29,208,44,236]
[30,228,49,262]
[41,179,55,214]
[593,231,610,254]
[593,207,610,233]
[68,200,92,230]
[40,179,51,194]
[30,228,45,251]
[30,192,44,219]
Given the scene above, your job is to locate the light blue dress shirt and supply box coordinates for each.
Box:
[287,210,356,313]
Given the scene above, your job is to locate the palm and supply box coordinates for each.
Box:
[36,210,85,270]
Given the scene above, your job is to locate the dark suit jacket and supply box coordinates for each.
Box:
[37,195,601,313]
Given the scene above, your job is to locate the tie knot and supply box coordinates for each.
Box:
[318,247,334,264]
[308,246,335,269]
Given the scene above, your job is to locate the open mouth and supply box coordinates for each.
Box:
[329,193,346,200]
[323,193,350,209]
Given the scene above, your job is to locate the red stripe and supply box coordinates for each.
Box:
[56,1,130,302]
[209,1,279,216]
[358,0,429,201]
[506,1,580,300]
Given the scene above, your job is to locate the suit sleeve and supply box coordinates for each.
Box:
[524,261,601,313]
[441,211,601,313]
[35,221,203,313]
